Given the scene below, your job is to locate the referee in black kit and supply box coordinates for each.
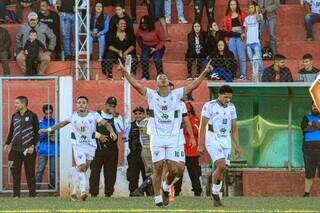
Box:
[4,96,39,198]
[89,96,124,197]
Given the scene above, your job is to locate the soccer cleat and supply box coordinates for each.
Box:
[70,194,77,201]
[303,192,310,197]
[156,202,164,208]
[212,194,223,207]
[80,192,88,201]
[162,188,170,206]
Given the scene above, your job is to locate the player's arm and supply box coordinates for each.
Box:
[39,120,70,134]
[118,59,146,96]
[197,116,209,155]
[231,119,241,158]
[98,119,118,141]
[310,76,320,111]
[184,60,212,95]
[183,115,196,147]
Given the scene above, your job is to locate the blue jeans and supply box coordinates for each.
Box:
[259,16,277,55]
[247,42,264,76]
[304,12,320,39]
[211,68,233,82]
[35,156,56,190]
[228,37,246,78]
[164,0,185,20]
[89,33,106,60]
[141,46,165,79]
[150,0,165,20]
[60,12,75,57]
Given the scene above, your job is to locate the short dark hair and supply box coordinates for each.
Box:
[218,85,233,94]
[303,53,313,60]
[16,96,28,106]
[139,15,155,32]
[274,54,286,61]
[42,104,53,113]
[40,0,50,5]
[77,96,89,102]
[29,29,37,34]
[248,1,258,6]
[115,3,124,9]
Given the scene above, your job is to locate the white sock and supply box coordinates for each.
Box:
[154,195,163,204]
[162,181,170,192]
[77,171,87,194]
[71,167,79,195]
[212,181,223,195]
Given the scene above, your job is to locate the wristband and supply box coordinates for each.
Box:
[47,127,52,133]
[95,132,102,139]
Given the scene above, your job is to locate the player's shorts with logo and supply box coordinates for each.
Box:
[205,131,231,165]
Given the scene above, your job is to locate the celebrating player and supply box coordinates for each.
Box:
[118,58,212,207]
[198,85,241,207]
[39,96,117,201]
[310,75,320,111]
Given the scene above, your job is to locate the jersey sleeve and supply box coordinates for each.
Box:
[173,87,184,102]
[201,102,211,119]
[94,112,104,123]
[230,104,237,120]
[64,114,72,123]
[114,115,125,133]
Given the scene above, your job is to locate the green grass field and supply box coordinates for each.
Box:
[0,197,319,212]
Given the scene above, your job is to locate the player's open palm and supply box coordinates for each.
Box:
[110,132,117,141]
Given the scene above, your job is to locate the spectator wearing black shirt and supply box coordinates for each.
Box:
[103,18,138,80]
[109,4,134,35]
[185,21,207,80]
[16,0,38,23]
[262,54,293,82]
[4,96,39,198]
[0,25,11,76]
[38,0,61,60]
[209,40,237,82]
[298,53,320,82]
[24,30,46,75]
[0,0,10,23]
[207,22,242,57]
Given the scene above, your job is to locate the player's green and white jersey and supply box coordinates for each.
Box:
[201,100,237,148]
[145,87,184,136]
[66,111,103,147]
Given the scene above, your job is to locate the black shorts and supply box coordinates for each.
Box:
[303,149,320,179]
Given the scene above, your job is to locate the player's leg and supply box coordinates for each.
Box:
[72,146,89,201]
[310,76,320,111]
[303,149,317,197]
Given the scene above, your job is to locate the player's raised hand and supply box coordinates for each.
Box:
[197,144,205,155]
[204,59,213,74]
[118,59,127,73]
[110,131,117,141]
[3,144,10,153]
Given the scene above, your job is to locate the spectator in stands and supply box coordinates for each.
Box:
[257,0,279,56]
[223,0,247,80]
[24,29,47,75]
[16,12,56,75]
[0,0,10,23]
[244,1,264,81]
[109,4,134,35]
[36,104,57,190]
[38,0,61,60]
[149,0,171,40]
[194,0,215,25]
[185,21,207,80]
[103,18,137,80]
[89,2,109,62]
[298,53,320,82]
[165,0,188,24]
[300,102,320,197]
[207,22,242,57]
[129,0,138,23]
[136,15,165,80]
[262,54,293,82]
[210,40,237,82]
[304,0,320,41]
[0,25,11,76]
[16,0,37,23]
[55,0,75,60]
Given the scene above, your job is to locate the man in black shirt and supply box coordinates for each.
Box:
[16,0,37,23]
[298,54,320,82]
[262,54,293,82]
[38,0,61,59]
[4,96,39,198]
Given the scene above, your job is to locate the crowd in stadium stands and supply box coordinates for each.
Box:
[0,0,319,81]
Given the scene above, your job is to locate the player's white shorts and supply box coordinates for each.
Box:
[72,144,96,166]
[150,135,185,163]
[206,142,231,166]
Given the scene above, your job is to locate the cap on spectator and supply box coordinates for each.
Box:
[28,12,38,20]
[133,106,145,113]
[106,96,117,105]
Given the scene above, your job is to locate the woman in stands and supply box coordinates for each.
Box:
[89,2,109,61]
[209,40,237,82]
[223,0,247,80]
[136,15,166,80]
[103,18,138,80]
[185,21,207,80]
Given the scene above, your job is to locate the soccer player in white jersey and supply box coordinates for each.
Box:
[39,96,117,201]
[310,75,320,111]
[118,59,212,207]
[198,85,241,207]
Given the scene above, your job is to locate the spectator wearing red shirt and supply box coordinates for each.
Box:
[136,15,166,80]
[174,96,202,197]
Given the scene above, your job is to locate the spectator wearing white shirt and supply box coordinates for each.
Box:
[244,1,264,81]
[304,0,320,41]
